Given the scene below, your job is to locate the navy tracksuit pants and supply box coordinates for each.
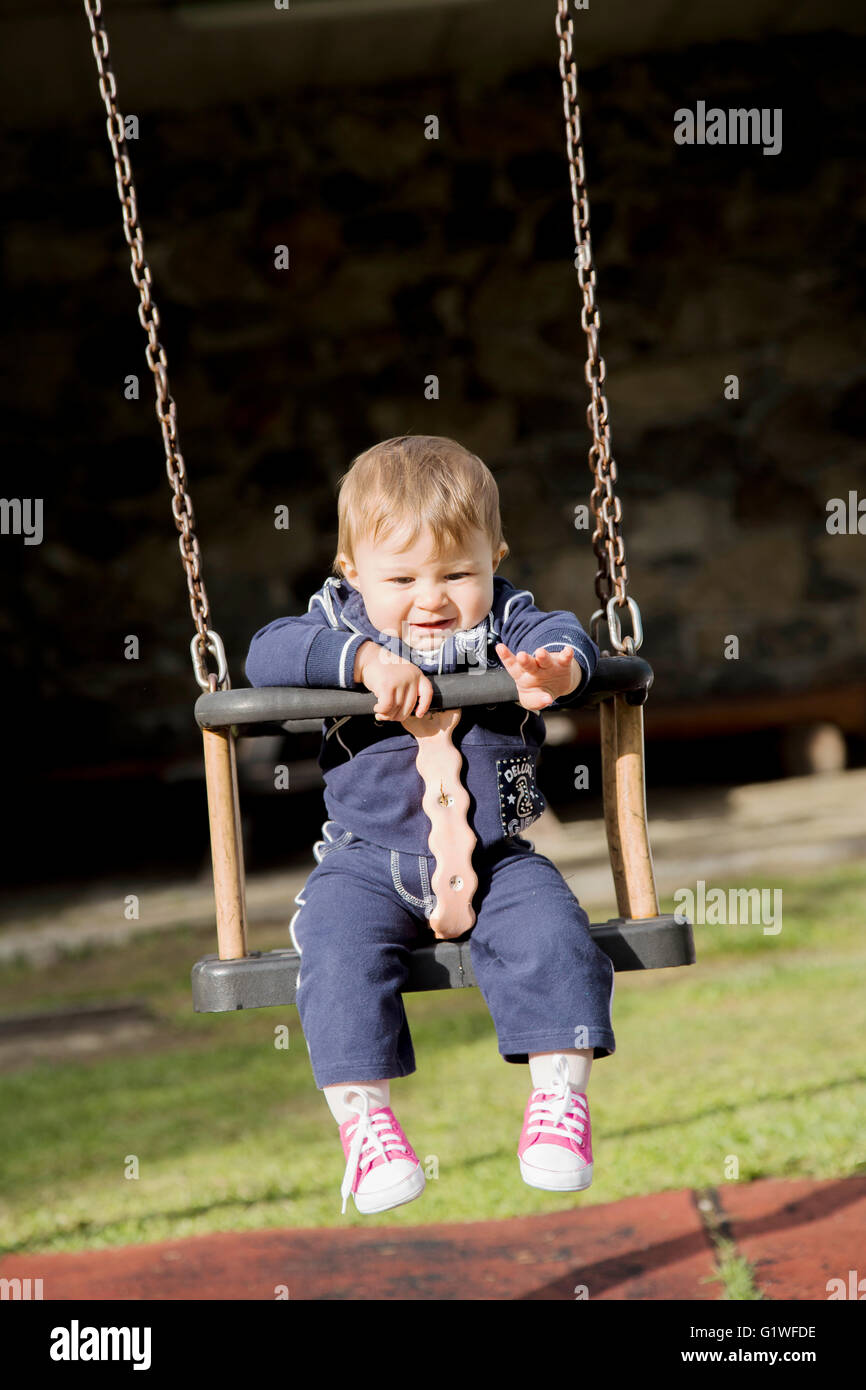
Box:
[289,820,616,1089]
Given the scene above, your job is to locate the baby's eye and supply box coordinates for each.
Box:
[387,573,472,583]
[386,569,475,581]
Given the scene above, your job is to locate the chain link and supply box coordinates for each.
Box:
[556,1,641,654]
[83,0,226,692]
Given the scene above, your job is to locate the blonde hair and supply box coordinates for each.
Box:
[332,434,510,577]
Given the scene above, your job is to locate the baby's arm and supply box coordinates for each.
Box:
[498,590,600,709]
[244,579,432,717]
[244,578,371,690]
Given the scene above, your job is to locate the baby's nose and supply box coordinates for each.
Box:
[416,588,448,609]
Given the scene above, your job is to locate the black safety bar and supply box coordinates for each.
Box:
[194,655,653,732]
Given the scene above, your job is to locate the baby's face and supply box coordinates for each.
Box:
[341,523,506,653]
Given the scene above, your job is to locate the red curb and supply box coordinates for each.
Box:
[0,1188,717,1301]
[719,1176,866,1302]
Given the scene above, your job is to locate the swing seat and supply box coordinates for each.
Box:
[191,915,694,1012]
[190,658,695,1012]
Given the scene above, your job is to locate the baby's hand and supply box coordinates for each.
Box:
[495,643,582,711]
[356,641,434,721]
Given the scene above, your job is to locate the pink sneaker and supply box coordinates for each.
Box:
[518,1054,594,1192]
[338,1090,426,1215]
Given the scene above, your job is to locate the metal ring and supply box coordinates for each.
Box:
[191,629,229,691]
[605,596,643,654]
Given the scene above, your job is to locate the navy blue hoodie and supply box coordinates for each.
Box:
[244,574,599,854]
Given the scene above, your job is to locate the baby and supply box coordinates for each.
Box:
[245,435,616,1215]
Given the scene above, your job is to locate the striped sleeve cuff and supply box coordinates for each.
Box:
[305,629,371,689]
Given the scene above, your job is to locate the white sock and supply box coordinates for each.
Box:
[323,1080,391,1125]
[529,1050,592,1094]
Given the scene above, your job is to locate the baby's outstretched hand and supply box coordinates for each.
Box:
[495,643,581,711]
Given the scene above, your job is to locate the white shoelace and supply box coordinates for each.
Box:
[525,1055,588,1148]
[340,1090,410,1214]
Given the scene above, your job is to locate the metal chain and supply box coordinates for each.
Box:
[83,0,228,692]
[84,0,641,676]
[555,0,642,655]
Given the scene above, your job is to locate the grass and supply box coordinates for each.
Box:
[0,861,864,1259]
[700,1240,767,1300]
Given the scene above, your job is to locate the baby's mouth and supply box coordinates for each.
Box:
[410,619,454,631]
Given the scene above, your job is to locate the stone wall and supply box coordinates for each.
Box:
[2,29,864,776]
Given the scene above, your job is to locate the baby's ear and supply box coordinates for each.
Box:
[338,554,360,589]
